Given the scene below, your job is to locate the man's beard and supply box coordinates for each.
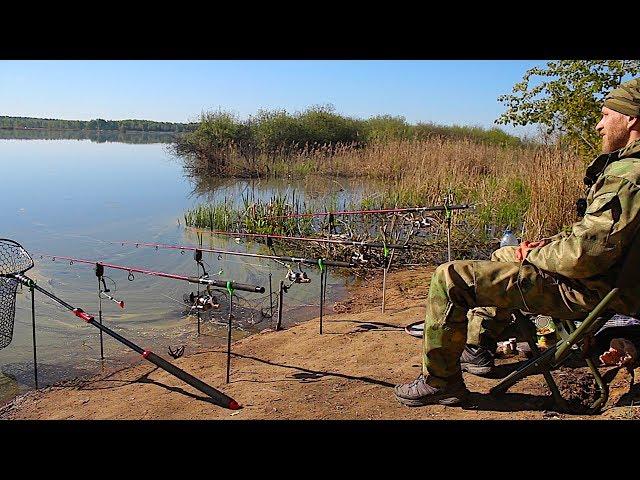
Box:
[602,129,629,153]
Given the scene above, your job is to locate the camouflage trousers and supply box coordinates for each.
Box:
[422,246,602,386]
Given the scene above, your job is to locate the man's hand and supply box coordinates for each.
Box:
[515,240,549,262]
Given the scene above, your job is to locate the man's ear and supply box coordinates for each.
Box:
[628,116,640,130]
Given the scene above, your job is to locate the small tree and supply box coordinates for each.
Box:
[363,115,411,142]
[174,109,247,174]
[297,104,361,147]
[252,109,303,155]
[496,60,640,156]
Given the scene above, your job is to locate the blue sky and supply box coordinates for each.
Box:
[0,60,546,135]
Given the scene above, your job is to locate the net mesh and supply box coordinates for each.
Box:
[0,239,34,276]
[0,277,18,350]
[0,240,33,350]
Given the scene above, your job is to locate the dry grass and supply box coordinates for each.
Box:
[303,138,584,239]
[182,137,586,240]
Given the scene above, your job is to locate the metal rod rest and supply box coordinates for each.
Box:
[319,269,325,334]
[226,293,233,383]
[30,285,38,389]
[12,273,239,409]
[276,281,284,331]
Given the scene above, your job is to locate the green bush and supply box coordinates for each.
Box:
[174,106,524,176]
[362,115,411,142]
[251,109,304,153]
[296,105,361,146]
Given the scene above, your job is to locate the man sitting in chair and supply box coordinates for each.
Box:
[395,78,640,407]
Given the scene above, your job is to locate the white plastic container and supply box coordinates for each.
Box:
[499,228,519,247]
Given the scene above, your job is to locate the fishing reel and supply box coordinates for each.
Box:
[402,211,433,230]
[285,262,311,284]
[184,291,220,312]
[406,215,435,238]
[413,217,432,229]
[287,269,310,284]
[350,250,369,264]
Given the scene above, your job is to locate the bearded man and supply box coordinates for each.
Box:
[394,78,640,406]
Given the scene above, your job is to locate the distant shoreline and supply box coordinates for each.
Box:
[0,115,197,134]
[0,127,176,134]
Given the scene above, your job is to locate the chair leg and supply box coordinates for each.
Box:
[492,289,619,413]
[585,356,609,412]
[517,313,568,410]
[490,346,556,395]
[561,318,609,412]
[490,312,569,412]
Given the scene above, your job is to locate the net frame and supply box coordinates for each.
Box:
[0,239,34,350]
[0,239,34,276]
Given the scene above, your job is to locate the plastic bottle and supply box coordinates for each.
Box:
[499,228,519,247]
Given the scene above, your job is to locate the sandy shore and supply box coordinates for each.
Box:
[2,266,639,420]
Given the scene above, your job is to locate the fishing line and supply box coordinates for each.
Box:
[112,240,370,266]
[1,239,241,409]
[206,255,270,271]
[36,253,265,293]
[160,292,190,308]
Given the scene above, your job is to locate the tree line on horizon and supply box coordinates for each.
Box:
[0,116,197,133]
[1,108,524,147]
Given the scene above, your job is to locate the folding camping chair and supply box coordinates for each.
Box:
[489,232,640,414]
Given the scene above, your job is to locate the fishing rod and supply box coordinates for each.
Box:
[182,230,409,250]
[0,239,240,409]
[263,203,473,220]
[38,252,264,382]
[110,241,356,269]
[36,254,265,293]
[114,241,356,335]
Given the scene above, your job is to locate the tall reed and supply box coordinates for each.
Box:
[182,137,585,241]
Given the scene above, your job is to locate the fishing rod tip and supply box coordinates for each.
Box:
[228,400,242,410]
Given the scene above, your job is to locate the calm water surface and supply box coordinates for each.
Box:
[0,134,363,404]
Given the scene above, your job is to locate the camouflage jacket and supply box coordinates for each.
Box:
[526,139,640,312]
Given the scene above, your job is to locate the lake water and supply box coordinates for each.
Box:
[0,132,363,404]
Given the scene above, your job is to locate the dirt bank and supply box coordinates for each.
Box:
[2,267,639,420]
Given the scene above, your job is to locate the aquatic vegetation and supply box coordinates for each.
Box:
[182,136,583,246]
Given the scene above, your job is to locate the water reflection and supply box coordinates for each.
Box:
[0,134,354,407]
[0,129,177,144]
[185,174,389,213]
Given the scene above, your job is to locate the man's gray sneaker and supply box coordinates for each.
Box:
[460,344,495,376]
[394,374,469,407]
